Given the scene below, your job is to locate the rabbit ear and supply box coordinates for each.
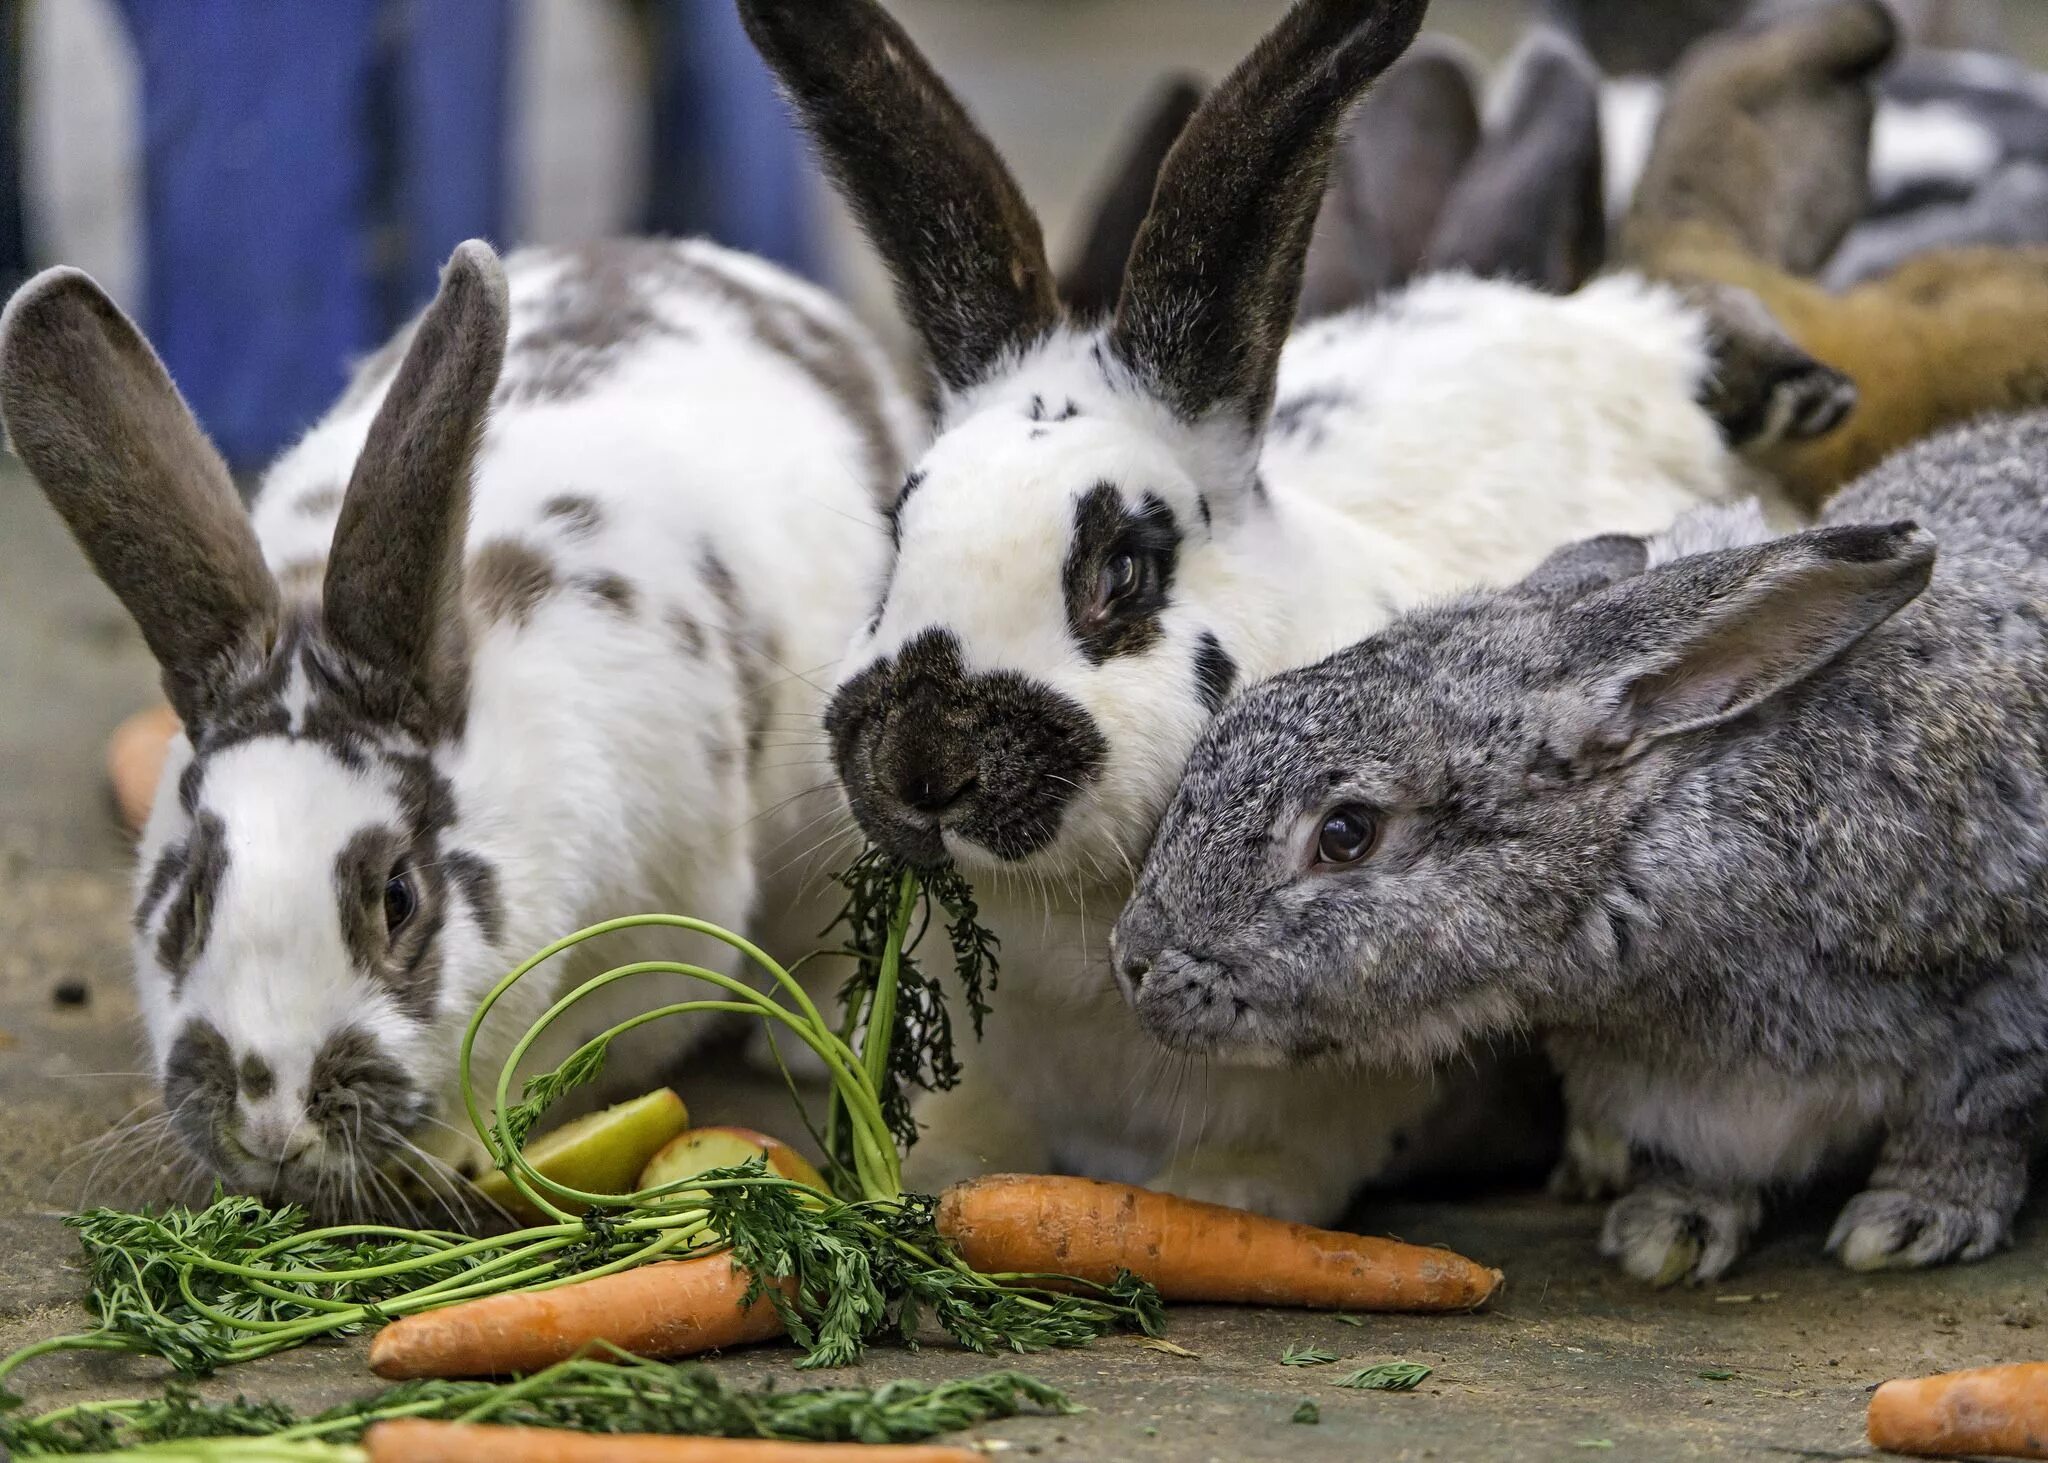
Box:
[0,269,277,727]
[1552,521,1933,773]
[1516,533,1649,600]
[1424,28,1607,293]
[1062,75,1207,321]
[1110,0,1430,439]
[739,0,1060,396]
[1625,0,1898,276]
[1299,37,1482,319]
[323,241,507,740]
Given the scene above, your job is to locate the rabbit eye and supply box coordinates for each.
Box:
[1099,551,1139,605]
[383,867,418,934]
[1315,805,1381,866]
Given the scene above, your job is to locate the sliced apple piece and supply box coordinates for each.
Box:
[473,1088,689,1222]
[638,1125,827,1197]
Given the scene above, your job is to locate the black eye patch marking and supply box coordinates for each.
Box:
[1193,632,1238,714]
[136,839,191,934]
[158,814,228,992]
[334,822,444,1021]
[442,848,504,946]
[1062,483,1181,664]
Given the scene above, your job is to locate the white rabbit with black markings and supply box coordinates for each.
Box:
[0,237,920,1218]
[736,0,1866,1224]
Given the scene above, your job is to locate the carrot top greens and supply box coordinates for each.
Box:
[0,856,1161,1450]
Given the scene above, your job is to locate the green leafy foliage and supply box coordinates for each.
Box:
[1291,1399,1321,1425]
[497,1036,610,1150]
[1280,1343,1341,1367]
[826,848,999,1163]
[1338,1362,1433,1392]
[0,1360,1073,1456]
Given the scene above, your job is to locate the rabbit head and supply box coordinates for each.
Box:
[742,0,1429,879]
[0,244,508,1203]
[1112,515,1932,1069]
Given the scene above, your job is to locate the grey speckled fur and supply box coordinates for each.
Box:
[1115,410,2048,1284]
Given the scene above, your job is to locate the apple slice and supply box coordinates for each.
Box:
[473,1088,689,1222]
[638,1125,827,1198]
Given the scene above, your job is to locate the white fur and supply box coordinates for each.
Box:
[850,270,1796,1224]
[132,240,920,1202]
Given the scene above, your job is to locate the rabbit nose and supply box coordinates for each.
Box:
[1118,952,1152,989]
[898,767,975,815]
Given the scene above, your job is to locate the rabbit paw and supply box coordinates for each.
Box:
[1599,1185,1760,1287]
[1146,1149,1350,1225]
[1826,1188,2012,1271]
[1548,1123,1634,1203]
[1754,362,1857,447]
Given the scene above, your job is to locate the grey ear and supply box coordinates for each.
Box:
[1516,533,1649,601]
[1625,0,1897,275]
[1424,27,1607,293]
[1299,37,1482,320]
[0,268,278,727]
[323,241,507,740]
[1110,0,1430,443]
[739,0,1060,397]
[1063,75,1206,320]
[1555,521,1934,770]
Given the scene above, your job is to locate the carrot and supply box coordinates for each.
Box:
[1867,1363,2048,1458]
[936,1174,1502,1312]
[363,1420,978,1463]
[367,1257,787,1380]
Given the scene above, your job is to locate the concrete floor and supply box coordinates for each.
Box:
[0,451,2044,1459]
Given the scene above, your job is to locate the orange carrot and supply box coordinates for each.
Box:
[363,1421,979,1463]
[367,1257,787,1380]
[936,1174,1502,1312]
[1867,1363,2048,1459]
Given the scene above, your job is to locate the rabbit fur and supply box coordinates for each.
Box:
[735,0,1855,1224]
[1116,408,2048,1283]
[0,238,921,1216]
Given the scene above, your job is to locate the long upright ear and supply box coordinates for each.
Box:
[1424,28,1607,293]
[323,241,507,740]
[1299,37,1482,320]
[0,269,277,726]
[1553,521,1933,771]
[1625,0,1898,276]
[739,0,1060,397]
[1062,75,1206,320]
[1110,0,1430,439]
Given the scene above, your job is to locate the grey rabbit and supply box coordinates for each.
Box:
[1114,410,2048,1284]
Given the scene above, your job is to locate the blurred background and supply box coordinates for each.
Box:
[15,0,2042,477]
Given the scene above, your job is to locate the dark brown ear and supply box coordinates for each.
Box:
[0,268,277,726]
[323,241,507,740]
[1062,75,1207,321]
[739,0,1060,397]
[1424,27,1607,293]
[1299,37,1482,320]
[1626,0,1898,276]
[1110,0,1430,438]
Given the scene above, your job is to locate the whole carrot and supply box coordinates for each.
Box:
[363,1421,978,1463]
[936,1174,1502,1311]
[368,1257,786,1380]
[1867,1363,2048,1459]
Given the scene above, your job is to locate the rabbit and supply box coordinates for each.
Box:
[1115,407,2048,1284]
[0,237,921,1218]
[1825,158,2048,286]
[734,0,1869,1224]
[1616,0,2048,514]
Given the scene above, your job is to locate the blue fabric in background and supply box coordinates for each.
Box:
[109,0,816,473]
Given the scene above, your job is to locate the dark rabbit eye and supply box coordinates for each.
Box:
[1099,551,1139,606]
[1315,805,1381,866]
[383,867,418,934]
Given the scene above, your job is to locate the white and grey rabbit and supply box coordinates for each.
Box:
[1116,409,2048,1283]
[736,0,1844,1224]
[0,237,920,1216]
